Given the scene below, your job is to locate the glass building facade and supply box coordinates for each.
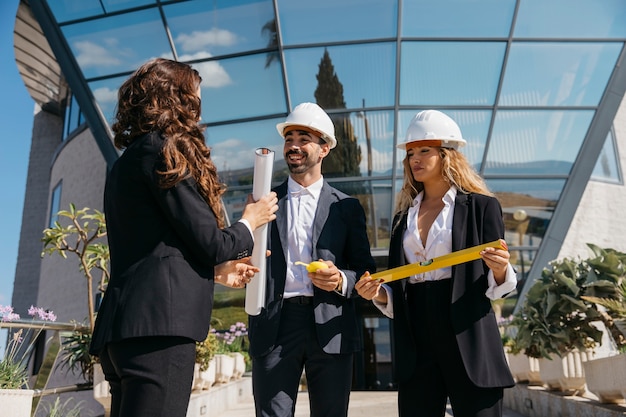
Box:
[14,0,626,392]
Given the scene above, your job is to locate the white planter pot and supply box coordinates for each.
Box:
[539,351,592,394]
[215,354,235,384]
[231,352,246,380]
[93,363,112,417]
[0,388,34,417]
[192,359,217,391]
[505,352,542,385]
[583,353,626,404]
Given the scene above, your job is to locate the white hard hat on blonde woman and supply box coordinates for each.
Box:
[397,110,467,150]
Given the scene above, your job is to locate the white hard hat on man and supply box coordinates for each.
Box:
[276,102,337,149]
[397,110,467,151]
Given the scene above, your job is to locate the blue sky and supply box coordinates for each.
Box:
[0,0,33,311]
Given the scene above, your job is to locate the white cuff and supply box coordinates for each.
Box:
[485,263,517,300]
[372,284,394,319]
[237,219,254,242]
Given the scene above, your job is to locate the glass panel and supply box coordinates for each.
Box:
[88,75,128,126]
[277,0,397,45]
[48,0,103,23]
[490,178,563,247]
[102,0,156,13]
[400,42,506,106]
[61,9,173,79]
[50,0,157,22]
[484,110,595,175]
[396,110,491,173]
[347,110,395,178]
[165,0,275,59]
[500,42,622,107]
[515,0,626,38]
[63,94,81,140]
[402,0,515,38]
[205,118,286,188]
[591,130,622,183]
[330,179,393,250]
[284,44,396,109]
[49,182,62,228]
[197,54,286,123]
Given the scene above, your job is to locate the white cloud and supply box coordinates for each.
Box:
[176,28,238,52]
[74,40,122,68]
[210,138,255,170]
[179,52,233,89]
[92,86,118,104]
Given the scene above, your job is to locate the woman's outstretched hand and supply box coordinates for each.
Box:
[241,192,278,230]
[215,256,259,288]
[355,271,387,303]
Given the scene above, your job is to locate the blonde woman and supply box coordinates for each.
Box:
[356,110,516,417]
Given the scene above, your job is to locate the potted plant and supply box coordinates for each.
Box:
[579,245,626,403]
[0,305,57,417]
[193,332,218,391]
[508,255,605,393]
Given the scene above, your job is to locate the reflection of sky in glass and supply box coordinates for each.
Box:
[284,43,395,109]
[205,118,284,175]
[396,110,491,172]
[61,9,172,79]
[88,76,127,125]
[400,42,505,105]
[164,0,274,59]
[402,0,515,37]
[198,54,286,123]
[515,0,626,38]
[591,131,622,183]
[277,0,397,45]
[500,43,622,107]
[485,110,594,175]
[348,110,395,176]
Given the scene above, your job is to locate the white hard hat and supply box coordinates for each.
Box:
[397,110,467,150]
[276,102,337,149]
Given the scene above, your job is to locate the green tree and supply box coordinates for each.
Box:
[314,49,362,178]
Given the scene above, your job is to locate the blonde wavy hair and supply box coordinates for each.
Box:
[111,58,226,228]
[395,147,492,217]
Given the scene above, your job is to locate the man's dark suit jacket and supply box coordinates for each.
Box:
[248,180,376,357]
[90,132,253,355]
[388,192,515,388]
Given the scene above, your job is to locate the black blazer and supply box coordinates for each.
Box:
[248,180,376,357]
[90,132,253,355]
[388,192,515,388]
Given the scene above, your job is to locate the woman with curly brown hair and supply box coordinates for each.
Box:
[90,58,277,417]
[356,110,516,417]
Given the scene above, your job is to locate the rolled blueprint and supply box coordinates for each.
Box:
[245,148,275,315]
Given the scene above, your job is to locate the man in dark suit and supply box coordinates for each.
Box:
[248,102,376,417]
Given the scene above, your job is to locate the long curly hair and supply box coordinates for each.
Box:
[395,147,492,217]
[111,58,225,227]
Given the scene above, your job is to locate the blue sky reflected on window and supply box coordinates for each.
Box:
[591,130,622,183]
[515,0,626,38]
[277,0,397,45]
[284,44,395,109]
[402,0,515,38]
[164,0,274,59]
[62,9,172,79]
[400,42,505,105]
[500,42,622,107]
[206,118,284,178]
[198,54,286,123]
[89,75,127,125]
[348,110,395,176]
[485,110,595,175]
[396,110,491,173]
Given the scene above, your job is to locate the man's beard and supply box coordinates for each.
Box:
[286,150,314,174]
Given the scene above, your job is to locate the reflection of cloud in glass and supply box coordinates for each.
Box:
[93,87,118,104]
[181,52,233,88]
[75,40,123,68]
[176,28,238,52]
[210,137,255,171]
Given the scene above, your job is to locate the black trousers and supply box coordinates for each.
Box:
[252,301,353,417]
[398,280,503,417]
[100,336,196,417]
